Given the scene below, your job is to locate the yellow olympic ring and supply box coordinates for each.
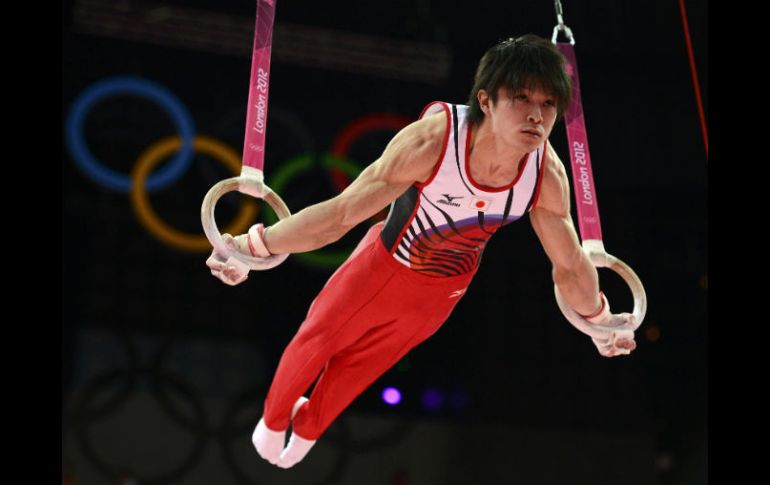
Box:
[130,135,258,252]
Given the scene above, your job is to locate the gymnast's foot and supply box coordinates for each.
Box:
[277,396,315,469]
[252,418,285,465]
[277,431,317,469]
[253,396,311,467]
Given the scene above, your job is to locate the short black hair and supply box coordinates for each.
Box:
[467,34,572,124]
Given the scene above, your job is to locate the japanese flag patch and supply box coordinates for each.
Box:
[469,197,492,212]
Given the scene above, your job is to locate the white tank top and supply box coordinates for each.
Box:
[380,101,546,277]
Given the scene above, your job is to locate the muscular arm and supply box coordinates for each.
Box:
[530,142,602,317]
[261,113,445,254]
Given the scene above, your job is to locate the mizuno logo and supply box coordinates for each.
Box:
[449,289,466,298]
[437,194,464,207]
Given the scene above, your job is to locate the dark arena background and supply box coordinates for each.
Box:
[62,1,707,484]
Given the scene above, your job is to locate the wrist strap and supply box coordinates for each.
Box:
[260,226,274,256]
[579,291,606,319]
[247,224,274,257]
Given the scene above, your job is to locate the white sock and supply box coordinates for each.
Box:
[251,418,285,465]
[292,396,309,418]
[276,396,315,469]
[277,432,317,469]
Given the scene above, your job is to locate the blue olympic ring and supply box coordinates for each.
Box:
[65,76,195,193]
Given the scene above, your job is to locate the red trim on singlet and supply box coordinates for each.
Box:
[416,101,451,189]
[464,122,531,193]
[528,140,548,211]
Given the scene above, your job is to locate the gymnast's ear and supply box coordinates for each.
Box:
[477,89,491,115]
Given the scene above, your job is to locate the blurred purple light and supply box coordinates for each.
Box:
[449,389,470,411]
[382,387,402,405]
[422,388,444,410]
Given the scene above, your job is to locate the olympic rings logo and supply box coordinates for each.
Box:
[65,76,410,268]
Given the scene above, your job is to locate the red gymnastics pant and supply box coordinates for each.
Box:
[262,222,477,440]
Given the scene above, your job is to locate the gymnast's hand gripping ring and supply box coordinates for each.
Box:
[553,240,647,340]
[201,167,291,271]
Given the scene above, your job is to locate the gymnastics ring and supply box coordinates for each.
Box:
[131,135,259,253]
[201,165,291,270]
[554,240,647,340]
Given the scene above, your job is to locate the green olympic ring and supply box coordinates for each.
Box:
[261,113,410,269]
[263,153,365,268]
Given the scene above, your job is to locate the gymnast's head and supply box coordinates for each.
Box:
[467,34,573,125]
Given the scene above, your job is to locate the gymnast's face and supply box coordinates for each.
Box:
[479,86,558,152]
